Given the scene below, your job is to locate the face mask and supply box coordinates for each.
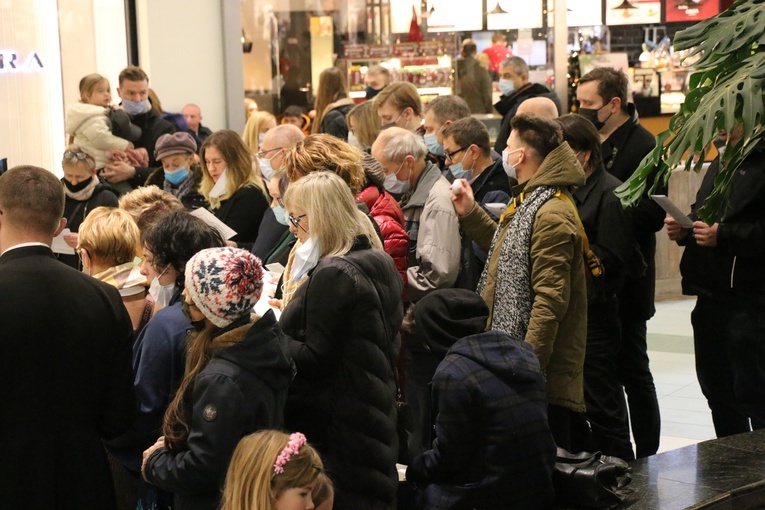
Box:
[502,148,522,180]
[579,103,612,131]
[209,168,228,198]
[122,99,149,116]
[149,267,175,308]
[499,79,516,96]
[291,236,322,281]
[448,147,475,180]
[258,133,265,146]
[347,131,364,150]
[273,205,289,226]
[164,167,188,185]
[258,156,277,181]
[383,160,410,194]
[382,111,407,131]
[64,176,94,193]
[365,86,382,100]
[181,301,207,331]
[423,132,445,157]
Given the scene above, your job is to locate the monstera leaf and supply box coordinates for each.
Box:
[615,0,765,224]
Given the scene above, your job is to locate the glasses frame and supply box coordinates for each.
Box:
[288,213,308,232]
[444,146,467,163]
[256,147,284,159]
[63,150,92,162]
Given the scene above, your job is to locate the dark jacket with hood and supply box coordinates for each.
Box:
[407,331,557,510]
[128,105,176,189]
[280,236,403,510]
[679,154,765,306]
[455,56,493,114]
[601,103,661,321]
[319,97,355,141]
[146,163,208,211]
[143,311,294,510]
[494,83,562,153]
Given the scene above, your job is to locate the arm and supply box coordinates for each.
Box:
[380,219,410,289]
[590,196,633,295]
[716,220,765,257]
[407,204,461,301]
[143,373,248,495]
[81,116,131,152]
[526,209,578,368]
[459,203,499,252]
[287,266,354,378]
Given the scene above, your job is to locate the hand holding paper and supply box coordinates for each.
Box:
[650,195,694,229]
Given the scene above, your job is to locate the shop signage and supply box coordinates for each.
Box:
[0,51,44,72]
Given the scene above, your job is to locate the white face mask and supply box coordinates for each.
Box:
[291,236,322,281]
[149,267,175,308]
[258,156,277,182]
[347,131,364,150]
[209,168,228,198]
[502,148,522,180]
[383,160,410,194]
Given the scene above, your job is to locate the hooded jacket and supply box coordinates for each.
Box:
[143,311,294,510]
[319,97,355,141]
[455,56,493,114]
[407,331,557,510]
[65,102,132,168]
[493,84,562,153]
[460,142,588,413]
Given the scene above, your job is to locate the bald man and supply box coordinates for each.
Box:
[516,97,559,119]
[182,103,212,144]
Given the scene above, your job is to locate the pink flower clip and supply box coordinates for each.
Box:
[273,432,307,475]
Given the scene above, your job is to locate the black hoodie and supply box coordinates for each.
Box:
[143,310,294,510]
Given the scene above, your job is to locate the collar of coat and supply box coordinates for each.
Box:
[401,160,441,211]
[211,313,262,349]
[512,142,585,196]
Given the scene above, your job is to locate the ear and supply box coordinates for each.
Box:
[611,97,622,113]
[443,120,452,129]
[80,249,92,275]
[53,217,66,238]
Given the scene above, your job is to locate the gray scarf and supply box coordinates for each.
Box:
[477,185,558,339]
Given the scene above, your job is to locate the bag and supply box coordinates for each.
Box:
[553,448,632,509]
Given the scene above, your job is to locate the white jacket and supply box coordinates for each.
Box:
[65,103,130,168]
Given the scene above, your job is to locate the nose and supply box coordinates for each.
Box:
[139,260,149,277]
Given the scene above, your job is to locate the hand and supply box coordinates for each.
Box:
[268,299,283,310]
[450,179,475,217]
[103,161,137,183]
[225,240,238,248]
[63,232,79,249]
[693,221,719,247]
[664,217,688,242]
[141,436,165,473]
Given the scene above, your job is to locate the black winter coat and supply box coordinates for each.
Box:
[494,83,562,153]
[143,311,293,510]
[0,246,136,510]
[214,184,270,247]
[320,99,355,141]
[280,237,403,510]
[129,105,176,188]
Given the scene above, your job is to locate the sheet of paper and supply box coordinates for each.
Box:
[266,262,285,276]
[190,207,237,240]
[650,195,694,229]
[51,228,75,255]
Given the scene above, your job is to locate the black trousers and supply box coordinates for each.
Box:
[584,298,634,460]
[692,296,765,437]
[618,314,661,458]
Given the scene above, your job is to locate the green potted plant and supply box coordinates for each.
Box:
[615,0,765,223]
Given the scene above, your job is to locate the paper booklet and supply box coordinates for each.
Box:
[650,195,694,229]
[190,207,238,240]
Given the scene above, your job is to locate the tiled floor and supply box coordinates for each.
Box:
[645,297,717,453]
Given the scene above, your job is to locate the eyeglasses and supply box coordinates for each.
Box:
[63,150,92,162]
[256,147,284,159]
[444,146,467,162]
[288,213,307,232]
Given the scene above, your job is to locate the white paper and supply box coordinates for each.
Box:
[266,262,285,276]
[190,207,238,240]
[51,228,75,255]
[209,169,228,198]
[650,195,694,229]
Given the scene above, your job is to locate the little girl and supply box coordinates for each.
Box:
[220,430,327,510]
[65,73,141,171]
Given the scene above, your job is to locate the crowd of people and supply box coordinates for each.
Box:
[1,56,763,510]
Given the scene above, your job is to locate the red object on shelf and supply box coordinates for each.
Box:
[407,6,423,43]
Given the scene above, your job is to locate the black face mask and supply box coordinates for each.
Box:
[63,176,94,193]
[365,86,382,100]
[181,301,207,331]
[578,103,612,131]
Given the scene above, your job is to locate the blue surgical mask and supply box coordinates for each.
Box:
[499,79,516,97]
[424,132,445,157]
[164,167,188,185]
[273,205,289,226]
[122,99,149,116]
[258,156,277,181]
[448,162,473,181]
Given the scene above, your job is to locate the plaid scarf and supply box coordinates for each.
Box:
[477,185,558,339]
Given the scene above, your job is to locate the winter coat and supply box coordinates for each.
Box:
[679,154,765,306]
[213,184,270,247]
[460,142,588,413]
[473,158,512,203]
[251,208,290,263]
[280,236,403,510]
[602,103,661,321]
[401,161,462,302]
[58,179,119,269]
[146,163,209,211]
[0,246,136,510]
[65,103,132,168]
[129,105,176,188]
[143,311,293,510]
[407,331,557,510]
[455,56,493,114]
[494,84,562,153]
[357,184,410,288]
[319,97,355,141]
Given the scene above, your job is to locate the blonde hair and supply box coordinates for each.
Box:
[283,134,367,195]
[283,171,382,258]
[221,430,324,510]
[200,129,267,209]
[347,101,381,149]
[78,73,109,103]
[313,67,348,135]
[118,185,184,232]
[372,81,422,117]
[242,111,276,154]
[77,207,139,267]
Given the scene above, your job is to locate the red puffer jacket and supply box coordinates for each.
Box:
[357,184,410,289]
